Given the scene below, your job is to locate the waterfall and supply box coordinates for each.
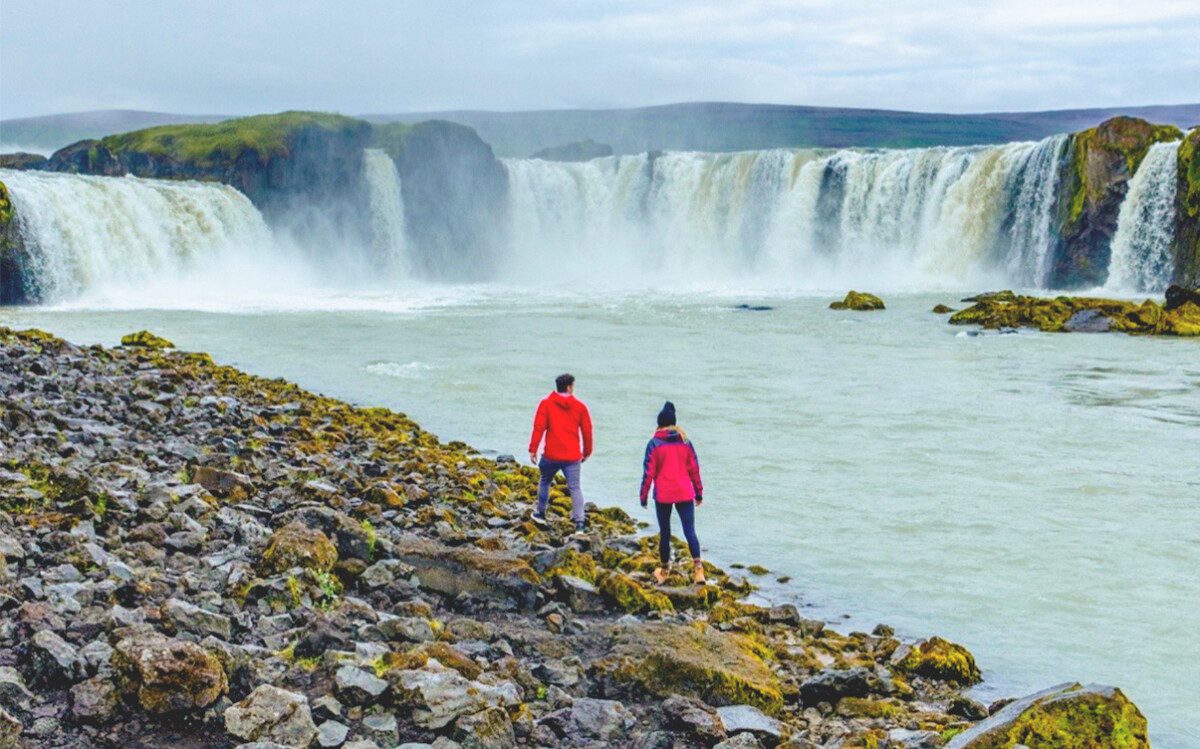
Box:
[362,149,411,272]
[1105,141,1180,293]
[500,134,1071,288]
[2,168,276,303]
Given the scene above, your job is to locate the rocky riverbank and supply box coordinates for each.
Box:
[0,327,1149,749]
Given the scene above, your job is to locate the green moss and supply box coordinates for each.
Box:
[120,330,175,349]
[597,622,783,713]
[894,636,981,686]
[261,523,339,573]
[598,572,674,614]
[361,519,377,561]
[838,697,903,720]
[547,549,599,584]
[830,290,886,311]
[0,180,13,232]
[961,685,1148,749]
[1065,118,1184,228]
[101,111,366,167]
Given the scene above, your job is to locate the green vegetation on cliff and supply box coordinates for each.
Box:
[99,111,368,166]
[1065,117,1182,228]
[1172,130,1200,285]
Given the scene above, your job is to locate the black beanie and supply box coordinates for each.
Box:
[657,401,677,427]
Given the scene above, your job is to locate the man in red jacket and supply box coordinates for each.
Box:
[528,373,594,534]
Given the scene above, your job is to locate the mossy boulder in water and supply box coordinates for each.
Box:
[595,622,783,713]
[830,291,885,311]
[932,304,955,314]
[1051,117,1183,288]
[260,522,339,573]
[892,636,981,685]
[946,682,1148,749]
[949,292,1200,337]
[119,330,175,349]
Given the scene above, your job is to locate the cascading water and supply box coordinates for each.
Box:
[361,148,411,272]
[502,135,1071,289]
[1,168,276,303]
[1104,141,1180,293]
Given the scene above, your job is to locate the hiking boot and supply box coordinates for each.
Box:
[572,520,586,536]
[693,561,706,585]
[653,567,669,585]
[530,510,548,527]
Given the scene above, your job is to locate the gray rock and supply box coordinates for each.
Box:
[30,629,84,684]
[1063,309,1113,333]
[716,705,782,743]
[70,677,119,725]
[0,666,35,707]
[0,707,21,749]
[376,616,435,643]
[547,697,635,741]
[557,575,605,613]
[362,711,398,743]
[334,665,389,705]
[798,667,874,706]
[390,665,520,729]
[316,719,349,748]
[343,742,382,749]
[948,693,989,720]
[224,684,318,748]
[888,728,943,748]
[359,559,414,589]
[454,706,515,749]
[164,597,233,639]
[663,695,726,744]
[715,733,764,749]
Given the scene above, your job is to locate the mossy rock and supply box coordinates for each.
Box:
[893,636,981,686]
[830,291,885,311]
[597,572,674,614]
[393,534,541,611]
[1171,130,1200,286]
[946,682,1148,749]
[837,697,905,720]
[120,330,175,349]
[948,293,1200,337]
[595,622,783,713]
[932,304,955,314]
[112,633,227,714]
[545,548,599,584]
[260,522,339,573]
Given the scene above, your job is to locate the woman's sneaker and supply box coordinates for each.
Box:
[530,510,548,527]
[572,520,586,536]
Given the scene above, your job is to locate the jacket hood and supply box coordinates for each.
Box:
[653,426,687,442]
[549,391,576,409]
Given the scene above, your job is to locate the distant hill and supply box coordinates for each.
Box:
[4,102,1198,157]
[364,102,1200,156]
[0,110,227,153]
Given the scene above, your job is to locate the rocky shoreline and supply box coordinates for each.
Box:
[0,327,1149,749]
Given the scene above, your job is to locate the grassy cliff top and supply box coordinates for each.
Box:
[99,111,369,165]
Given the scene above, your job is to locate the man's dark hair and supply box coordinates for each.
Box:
[555,373,575,393]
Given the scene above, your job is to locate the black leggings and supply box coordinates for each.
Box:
[656,501,701,564]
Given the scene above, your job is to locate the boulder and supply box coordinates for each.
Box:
[316,719,350,748]
[556,574,606,613]
[389,663,520,729]
[112,632,227,714]
[0,707,21,749]
[716,705,782,746]
[224,685,318,748]
[594,622,783,713]
[829,291,885,311]
[119,330,175,349]
[453,707,516,749]
[192,465,252,498]
[662,695,727,745]
[542,698,635,741]
[392,535,540,611]
[29,629,84,685]
[70,677,120,725]
[261,523,339,573]
[946,682,1148,748]
[333,666,389,706]
[598,572,674,614]
[932,304,956,314]
[715,733,765,749]
[163,597,233,639]
[892,637,981,686]
[1164,284,1200,310]
[798,667,875,707]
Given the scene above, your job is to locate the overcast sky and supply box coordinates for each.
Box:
[2,0,1198,119]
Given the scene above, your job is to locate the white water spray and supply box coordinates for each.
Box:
[1105,141,1180,293]
[362,149,411,272]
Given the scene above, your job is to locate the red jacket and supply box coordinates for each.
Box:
[529,392,594,462]
[640,427,703,503]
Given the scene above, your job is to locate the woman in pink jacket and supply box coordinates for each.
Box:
[639,401,705,584]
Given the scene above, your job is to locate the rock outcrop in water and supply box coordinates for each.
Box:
[1049,116,1183,288]
[948,289,1200,335]
[0,178,29,305]
[0,326,1150,748]
[41,112,374,233]
[1170,128,1200,287]
[829,291,885,311]
[372,121,509,280]
[0,153,48,170]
